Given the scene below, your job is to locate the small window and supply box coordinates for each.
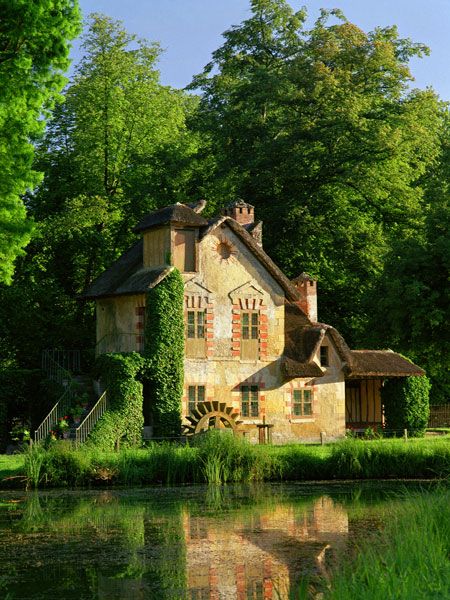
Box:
[320,346,329,367]
[188,385,205,414]
[242,311,258,339]
[187,310,205,339]
[241,385,259,417]
[174,229,196,272]
[293,389,313,416]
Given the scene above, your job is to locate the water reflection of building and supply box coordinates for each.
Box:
[184,496,348,600]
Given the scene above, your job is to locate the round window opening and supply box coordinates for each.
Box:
[217,242,232,259]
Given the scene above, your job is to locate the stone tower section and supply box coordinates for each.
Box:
[291,273,318,323]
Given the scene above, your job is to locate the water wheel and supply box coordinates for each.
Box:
[182,400,243,436]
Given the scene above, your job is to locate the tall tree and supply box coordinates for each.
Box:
[369,109,450,403]
[32,13,198,291]
[0,14,199,367]
[0,0,81,283]
[189,0,441,343]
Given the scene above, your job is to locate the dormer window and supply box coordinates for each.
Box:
[174,228,196,272]
[320,346,329,367]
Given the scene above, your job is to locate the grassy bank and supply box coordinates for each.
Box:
[2,433,448,489]
[322,487,450,600]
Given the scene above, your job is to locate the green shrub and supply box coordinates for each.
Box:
[382,375,431,436]
[90,352,145,450]
[144,268,184,437]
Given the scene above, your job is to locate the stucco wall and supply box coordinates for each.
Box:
[95,221,347,443]
[182,225,347,443]
[96,294,145,354]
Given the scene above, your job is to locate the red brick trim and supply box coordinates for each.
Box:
[232,375,266,418]
[285,380,317,419]
[135,304,145,352]
[184,294,214,358]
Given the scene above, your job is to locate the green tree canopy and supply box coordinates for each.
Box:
[189,0,441,342]
[0,0,81,284]
[369,110,450,403]
[0,14,200,368]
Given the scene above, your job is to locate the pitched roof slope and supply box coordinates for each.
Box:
[81,240,172,299]
[134,203,208,233]
[281,303,324,378]
[347,350,424,378]
[208,217,300,302]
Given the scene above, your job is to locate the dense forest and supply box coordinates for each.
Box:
[0,0,449,440]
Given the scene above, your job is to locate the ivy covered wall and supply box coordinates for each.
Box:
[144,268,184,437]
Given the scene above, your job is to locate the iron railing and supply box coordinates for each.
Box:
[34,385,75,443]
[96,332,143,356]
[75,390,108,445]
[42,349,81,381]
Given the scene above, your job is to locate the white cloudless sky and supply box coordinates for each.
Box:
[72,0,450,99]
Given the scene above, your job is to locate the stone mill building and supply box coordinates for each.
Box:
[82,199,423,443]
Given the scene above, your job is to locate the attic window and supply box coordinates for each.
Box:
[320,346,329,367]
[174,229,196,272]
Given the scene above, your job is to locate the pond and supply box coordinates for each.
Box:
[0,482,436,599]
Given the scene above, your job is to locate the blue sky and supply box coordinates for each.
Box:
[72,0,450,99]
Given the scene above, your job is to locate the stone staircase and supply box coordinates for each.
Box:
[35,353,107,444]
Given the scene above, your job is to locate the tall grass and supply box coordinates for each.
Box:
[23,445,45,489]
[12,435,450,489]
[324,487,450,599]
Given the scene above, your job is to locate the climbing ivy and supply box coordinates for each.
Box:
[381,376,431,437]
[89,352,145,450]
[145,268,184,437]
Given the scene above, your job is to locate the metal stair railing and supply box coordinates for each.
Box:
[75,390,108,445]
[42,353,73,387]
[34,385,75,444]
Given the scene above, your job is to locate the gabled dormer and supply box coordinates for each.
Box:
[133,203,208,273]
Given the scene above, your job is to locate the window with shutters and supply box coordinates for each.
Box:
[241,385,259,417]
[292,389,313,416]
[186,309,206,357]
[241,310,259,360]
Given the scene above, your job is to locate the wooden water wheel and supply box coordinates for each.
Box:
[182,400,243,436]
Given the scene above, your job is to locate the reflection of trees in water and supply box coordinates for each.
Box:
[0,483,410,599]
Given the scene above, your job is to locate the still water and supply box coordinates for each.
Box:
[0,482,431,600]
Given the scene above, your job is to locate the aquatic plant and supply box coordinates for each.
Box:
[324,487,450,599]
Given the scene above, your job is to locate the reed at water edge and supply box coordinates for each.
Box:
[12,432,450,489]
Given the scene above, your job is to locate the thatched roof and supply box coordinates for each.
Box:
[347,350,424,378]
[81,241,173,300]
[134,203,208,233]
[281,356,324,378]
[280,303,323,378]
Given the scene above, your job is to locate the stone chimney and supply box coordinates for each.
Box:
[223,199,255,226]
[292,273,318,322]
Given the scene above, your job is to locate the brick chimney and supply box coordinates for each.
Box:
[223,199,255,226]
[292,273,318,322]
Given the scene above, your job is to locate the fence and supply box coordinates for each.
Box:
[428,404,450,428]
